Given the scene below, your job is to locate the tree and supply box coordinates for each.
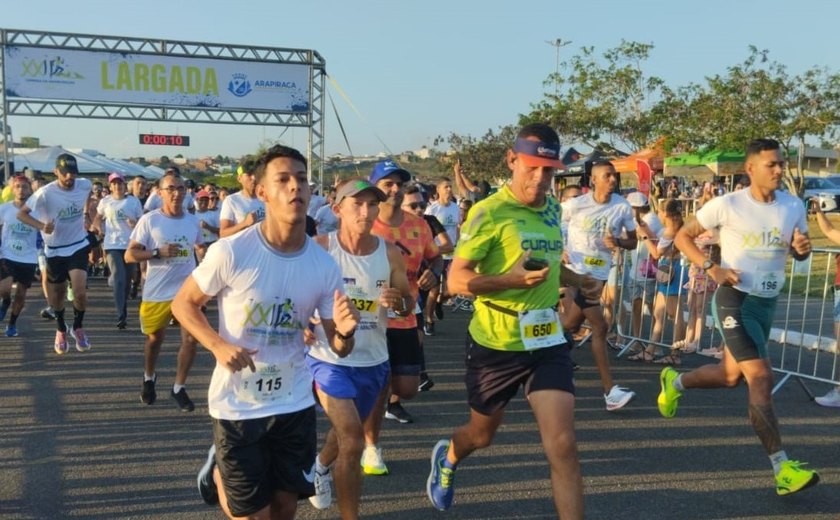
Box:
[655,47,840,193]
[524,40,666,153]
[434,126,517,182]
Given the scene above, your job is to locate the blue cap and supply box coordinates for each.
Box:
[369,159,411,184]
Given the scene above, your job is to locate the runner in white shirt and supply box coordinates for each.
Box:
[94,173,143,330]
[172,145,360,519]
[219,160,265,238]
[144,166,195,213]
[561,160,637,411]
[313,188,339,234]
[126,174,206,412]
[0,176,39,337]
[306,178,413,517]
[17,153,94,354]
[669,138,819,497]
[194,190,221,246]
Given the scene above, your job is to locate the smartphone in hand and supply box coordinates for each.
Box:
[523,258,549,271]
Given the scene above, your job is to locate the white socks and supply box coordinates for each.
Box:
[770,450,789,475]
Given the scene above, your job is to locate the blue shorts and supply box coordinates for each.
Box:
[306,357,390,420]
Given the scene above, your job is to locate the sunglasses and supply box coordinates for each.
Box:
[405,202,427,210]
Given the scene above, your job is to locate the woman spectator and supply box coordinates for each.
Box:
[673,229,720,355]
[628,199,688,364]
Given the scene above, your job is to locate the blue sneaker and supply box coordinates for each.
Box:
[427,439,456,511]
[5,325,17,337]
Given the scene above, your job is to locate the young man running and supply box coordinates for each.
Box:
[669,138,819,496]
[0,176,39,337]
[17,154,93,354]
[172,145,359,520]
[307,177,413,519]
[426,123,583,518]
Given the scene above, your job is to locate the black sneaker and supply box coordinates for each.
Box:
[384,401,414,424]
[40,306,56,320]
[418,372,435,392]
[171,388,195,412]
[141,376,156,405]
[197,444,219,505]
[423,321,435,337]
[434,302,444,320]
[117,320,127,330]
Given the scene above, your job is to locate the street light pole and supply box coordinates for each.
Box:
[545,38,572,96]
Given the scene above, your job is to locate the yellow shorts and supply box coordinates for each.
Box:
[140,300,173,335]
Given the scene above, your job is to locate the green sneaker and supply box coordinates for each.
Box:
[657,367,682,418]
[776,460,819,496]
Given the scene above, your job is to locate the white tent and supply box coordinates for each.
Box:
[14,146,114,175]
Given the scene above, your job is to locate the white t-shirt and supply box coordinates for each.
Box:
[144,191,194,213]
[425,200,460,246]
[308,193,327,218]
[314,204,338,235]
[129,210,203,302]
[97,195,143,250]
[219,191,265,226]
[627,211,664,282]
[696,189,807,298]
[26,178,92,258]
[0,202,39,264]
[308,233,389,367]
[563,192,637,280]
[191,226,343,420]
[196,209,220,243]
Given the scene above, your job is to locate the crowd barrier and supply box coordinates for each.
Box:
[605,245,840,396]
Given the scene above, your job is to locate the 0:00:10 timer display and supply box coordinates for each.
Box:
[138,134,190,146]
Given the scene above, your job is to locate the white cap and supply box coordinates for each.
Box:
[626,192,649,207]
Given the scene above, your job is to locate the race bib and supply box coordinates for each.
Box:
[583,255,607,268]
[170,246,193,264]
[518,308,566,351]
[752,270,785,297]
[236,361,294,405]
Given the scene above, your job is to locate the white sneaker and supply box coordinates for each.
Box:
[308,466,333,509]
[361,445,389,475]
[605,385,636,411]
[815,387,840,408]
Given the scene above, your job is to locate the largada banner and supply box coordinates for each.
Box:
[3,46,311,112]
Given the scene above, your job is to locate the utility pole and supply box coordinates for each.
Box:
[545,38,572,96]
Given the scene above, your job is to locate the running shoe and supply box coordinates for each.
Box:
[54,330,68,355]
[308,465,333,509]
[197,444,219,505]
[427,439,456,511]
[657,367,682,418]
[141,376,157,405]
[66,286,74,302]
[423,321,435,336]
[69,328,91,352]
[814,387,840,408]
[361,445,389,475]
[418,372,435,392]
[604,385,635,411]
[5,325,18,338]
[117,319,127,330]
[776,460,819,496]
[385,401,414,423]
[171,388,195,412]
[41,306,56,320]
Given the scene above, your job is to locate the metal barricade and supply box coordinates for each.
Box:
[606,245,840,396]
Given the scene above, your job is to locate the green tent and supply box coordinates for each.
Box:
[664,150,745,178]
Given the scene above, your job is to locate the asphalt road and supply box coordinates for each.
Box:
[1,278,839,519]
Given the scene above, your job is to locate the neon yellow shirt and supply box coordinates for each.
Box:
[455,185,563,351]
[0,185,14,203]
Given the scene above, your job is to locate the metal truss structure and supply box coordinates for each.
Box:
[0,28,326,183]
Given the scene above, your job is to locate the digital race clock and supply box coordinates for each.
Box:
[138,134,190,146]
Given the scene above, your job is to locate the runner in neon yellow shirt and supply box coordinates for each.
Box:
[426,123,583,519]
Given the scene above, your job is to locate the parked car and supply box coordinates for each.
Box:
[802,177,840,212]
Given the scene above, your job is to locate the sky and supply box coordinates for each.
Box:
[2,0,840,162]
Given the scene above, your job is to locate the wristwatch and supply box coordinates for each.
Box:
[336,328,356,341]
[152,248,161,259]
[702,259,714,271]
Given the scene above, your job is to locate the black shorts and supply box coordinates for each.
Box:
[46,245,90,284]
[465,334,575,416]
[712,285,776,362]
[212,407,316,517]
[387,327,422,376]
[0,259,37,289]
